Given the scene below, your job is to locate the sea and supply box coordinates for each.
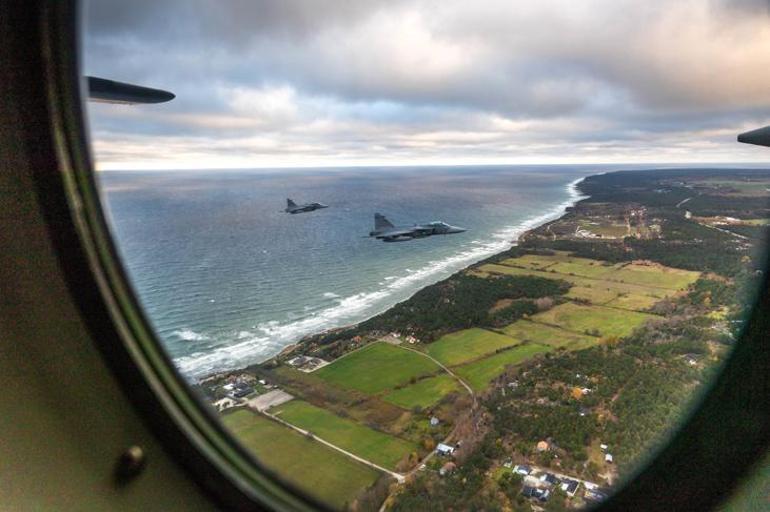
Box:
[99,164,620,379]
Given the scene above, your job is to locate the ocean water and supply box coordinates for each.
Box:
[100,165,605,379]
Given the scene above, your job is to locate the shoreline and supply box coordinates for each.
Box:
[190,175,591,382]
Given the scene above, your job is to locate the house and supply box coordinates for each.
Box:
[288,356,309,367]
[513,464,531,476]
[536,440,550,452]
[560,479,580,497]
[600,443,608,451]
[540,473,560,486]
[605,453,614,464]
[439,462,456,476]
[683,354,699,366]
[212,397,236,412]
[436,443,455,456]
[522,486,551,502]
[430,416,440,427]
[229,382,254,398]
[585,489,608,503]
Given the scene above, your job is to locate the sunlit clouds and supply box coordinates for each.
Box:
[84,0,770,169]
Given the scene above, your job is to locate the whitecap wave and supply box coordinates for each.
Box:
[171,328,210,342]
[322,292,340,298]
[175,176,588,379]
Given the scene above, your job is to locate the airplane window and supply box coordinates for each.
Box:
[83,1,770,510]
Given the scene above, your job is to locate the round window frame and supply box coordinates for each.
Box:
[25,1,770,510]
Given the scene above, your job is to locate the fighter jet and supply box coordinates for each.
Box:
[285,198,329,214]
[369,213,467,242]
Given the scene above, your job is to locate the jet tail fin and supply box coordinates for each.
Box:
[287,198,297,208]
[375,213,395,230]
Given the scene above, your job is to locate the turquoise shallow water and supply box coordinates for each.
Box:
[100,165,605,379]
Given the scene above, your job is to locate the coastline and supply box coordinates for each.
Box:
[191,174,591,382]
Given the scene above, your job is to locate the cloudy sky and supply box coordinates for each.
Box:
[84,0,770,169]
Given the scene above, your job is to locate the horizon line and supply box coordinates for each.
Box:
[95,161,770,172]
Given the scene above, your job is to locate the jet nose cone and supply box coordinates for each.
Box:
[449,226,467,234]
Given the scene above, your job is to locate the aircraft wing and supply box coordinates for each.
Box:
[376,228,418,240]
[86,76,175,104]
[738,125,770,148]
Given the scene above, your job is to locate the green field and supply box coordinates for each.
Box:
[316,342,440,395]
[501,320,597,350]
[426,328,522,366]
[478,261,682,312]
[454,344,551,391]
[607,263,699,290]
[565,285,620,304]
[531,302,655,338]
[222,409,380,510]
[604,293,661,311]
[383,374,460,409]
[272,400,416,470]
[499,253,699,290]
[500,253,560,270]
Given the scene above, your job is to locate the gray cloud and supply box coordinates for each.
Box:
[83,0,770,168]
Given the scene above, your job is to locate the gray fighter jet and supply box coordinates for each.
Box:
[285,198,329,214]
[369,213,467,242]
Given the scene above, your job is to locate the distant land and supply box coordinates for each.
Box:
[199,168,769,511]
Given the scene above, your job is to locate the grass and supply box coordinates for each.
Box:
[495,254,699,291]
[315,342,440,395]
[271,400,416,470]
[531,302,655,338]
[565,285,620,304]
[454,344,551,391]
[478,261,682,312]
[222,409,380,510]
[425,328,522,366]
[605,293,661,311]
[607,263,699,290]
[383,374,460,409]
[501,320,598,350]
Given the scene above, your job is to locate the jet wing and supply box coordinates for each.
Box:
[376,228,418,240]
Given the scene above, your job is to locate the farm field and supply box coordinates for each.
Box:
[565,285,620,304]
[499,253,699,290]
[222,409,380,510]
[478,258,690,313]
[315,342,440,395]
[271,400,416,470]
[454,344,551,391]
[604,293,661,311]
[383,374,460,410]
[425,328,522,366]
[606,263,699,290]
[501,320,597,350]
[531,302,655,338]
